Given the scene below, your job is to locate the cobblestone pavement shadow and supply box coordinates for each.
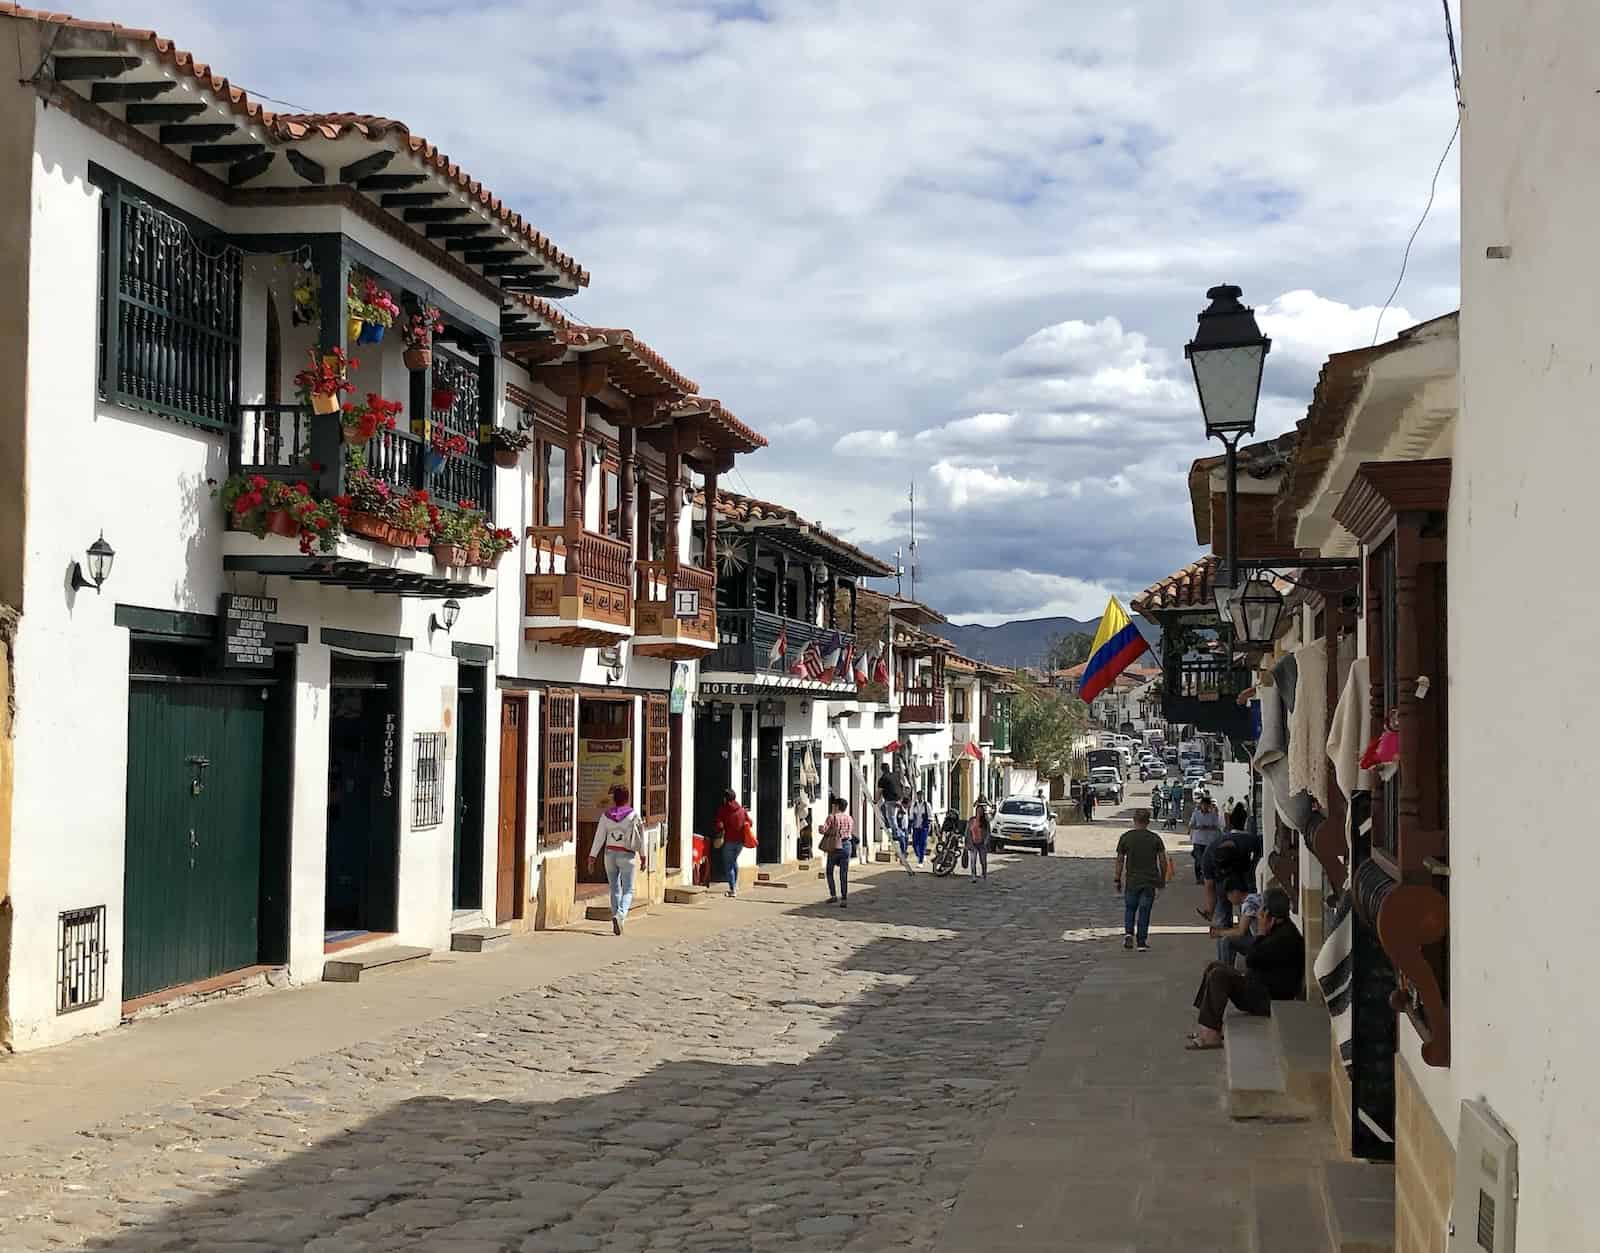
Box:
[2,856,1114,1252]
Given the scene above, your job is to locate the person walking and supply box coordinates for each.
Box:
[586,785,648,935]
[967,801,992,882]
[1114,808,1171,951]
[818,796,856,907]
[1187,792,1222,884]
[892,799,916,875]
[909,792,932,866]
[713,789,749,898]
[1080,786,1096,824]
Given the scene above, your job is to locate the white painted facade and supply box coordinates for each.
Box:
[1444,6,1600,1245]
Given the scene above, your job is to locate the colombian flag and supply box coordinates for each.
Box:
[1078,596,1150,706]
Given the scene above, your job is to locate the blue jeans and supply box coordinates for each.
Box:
[605,849,637,924]
[1123,886,1155,944]
[968,841,988,879]
[826,844,852,900]
[1214,895,1235,965]
[911,826,930,863]
[721,842,741,893]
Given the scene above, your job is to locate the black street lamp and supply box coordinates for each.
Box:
[70,532,116,593]
[1186,284,1271,606]
[1228,576,1285,649]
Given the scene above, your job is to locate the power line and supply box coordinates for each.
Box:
[1370,0,1464,346]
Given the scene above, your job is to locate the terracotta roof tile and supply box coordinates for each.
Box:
[696,488,894,577]
[1130,555,1219,616]
[6,6,587,286]
[671,397,767,454]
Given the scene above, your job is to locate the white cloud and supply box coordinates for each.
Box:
[1258,289,1420,369]
[930,460,1047,508]
[767,416,821,440]
[832,429,902,455]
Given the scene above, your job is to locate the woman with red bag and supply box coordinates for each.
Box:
[713,789,753,897]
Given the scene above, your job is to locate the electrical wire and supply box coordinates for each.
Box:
[1370,0,1465,346]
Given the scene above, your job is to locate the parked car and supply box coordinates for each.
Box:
[990,797,1054,856]
[1087,766,1124,805]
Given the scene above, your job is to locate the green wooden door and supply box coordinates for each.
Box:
[123,681,265,1000]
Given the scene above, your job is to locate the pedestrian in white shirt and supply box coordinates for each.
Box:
[587,785,648,935]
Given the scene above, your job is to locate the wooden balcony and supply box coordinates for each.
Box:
[633,560,717,659]
[523,525,634,647]
[899,686,946,730]
[702,609,857,692]
[1160,654,1254,739]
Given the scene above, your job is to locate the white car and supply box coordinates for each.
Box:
[1087,767,1124,804]
[990,797,1055,856]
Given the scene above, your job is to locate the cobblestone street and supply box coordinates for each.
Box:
[1,845,1121,1253]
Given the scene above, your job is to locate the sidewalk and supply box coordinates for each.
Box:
[0,872,886,1165]
[937,878,1335,1252]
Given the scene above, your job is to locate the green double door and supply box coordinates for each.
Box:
[123,679,266,1000]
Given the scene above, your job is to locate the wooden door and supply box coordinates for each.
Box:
[495,695,528,923]
[645,694,669,827]
[757,727,783,862]
[124,678,264,1000]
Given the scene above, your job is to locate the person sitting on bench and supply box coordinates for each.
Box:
[1186,888,1303,1050]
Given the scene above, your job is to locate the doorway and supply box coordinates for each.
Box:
[495,694,528,924]
[576,696,632,897]
[756,725,783,863]
[693,703,733,840]
[453,664,486,912]
[325,657,400,943]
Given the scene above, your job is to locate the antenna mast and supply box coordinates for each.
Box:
[908,481,920,601]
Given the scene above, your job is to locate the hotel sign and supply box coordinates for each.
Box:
[700,681,753,698]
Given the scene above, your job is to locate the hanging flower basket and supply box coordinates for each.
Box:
[492,447,519,469]
[432,387,458,412]
[358,322,386,345]
[432,542,467,567]
[346,315,364,344]
[311,392,341,416]
[265,509,299,539]
[403,347,432,371]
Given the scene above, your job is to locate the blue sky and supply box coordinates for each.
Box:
[68,0,1462,622]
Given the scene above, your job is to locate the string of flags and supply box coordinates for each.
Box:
[768,626,889,688]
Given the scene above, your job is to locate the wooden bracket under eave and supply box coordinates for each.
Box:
[1310,820,1349,895]
[1377,882,1451,1067]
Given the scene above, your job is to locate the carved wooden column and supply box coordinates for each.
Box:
[564,392,586,574]
[703,467,720,572]
[848,580,858,636]
[665,426,683,575]
[619,426,637,566]
[777,553,791,619]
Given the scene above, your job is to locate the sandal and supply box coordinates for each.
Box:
[1195,907,1212,921]
[1184,1035,1224,1051]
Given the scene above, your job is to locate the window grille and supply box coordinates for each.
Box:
[429,346,490,508]
[413,732,445,828]
[94,169,242,431]
[57,906,107,1014]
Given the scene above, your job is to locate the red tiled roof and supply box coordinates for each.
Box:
[6,7,587,287]
[671,397,767,454]
[697,488,894,577]
[1130,555,1220,616]
[504,294,698,398]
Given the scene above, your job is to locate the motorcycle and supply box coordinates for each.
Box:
[931,808,966,877]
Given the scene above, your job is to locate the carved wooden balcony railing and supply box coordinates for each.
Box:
[899,686,946,728]
[703,609,856,690]
[523,524,633,647]
[633,559,718,659]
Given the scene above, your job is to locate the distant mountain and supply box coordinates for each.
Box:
[931,615,1160,669]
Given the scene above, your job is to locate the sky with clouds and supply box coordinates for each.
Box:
[70,0,1462,623]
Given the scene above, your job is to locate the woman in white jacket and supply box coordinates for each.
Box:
[586,785,648,935]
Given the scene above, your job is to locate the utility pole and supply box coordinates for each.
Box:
[908,481,920,602]
[893,545,904,597]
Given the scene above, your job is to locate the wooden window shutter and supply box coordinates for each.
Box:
[645,694,669,825]
[541,688,576,848]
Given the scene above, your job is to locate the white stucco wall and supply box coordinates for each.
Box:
[7,102,505,1048]
[1448,4,1600,1246]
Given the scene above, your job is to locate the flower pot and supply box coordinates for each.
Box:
[432,543,467,567]
[348,512,388,542]
[493,447,519,469]
[381,525,408,548]
[424,450,447,476]
[346,315,364,344]
[403,347,432,371]
[265,509,299,539]
[342,422,377,447]
[465,542,482,566]
[310,391,341,416]
[431,388,457,412]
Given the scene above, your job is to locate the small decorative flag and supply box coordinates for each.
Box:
[820,631,843,672]
[768,624,788,668]
[836,641,855,683]
[802,641,826,680]
[854,646,870,687]
[872,646,890,686]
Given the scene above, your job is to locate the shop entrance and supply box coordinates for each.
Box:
[575,696,632,900]
[495,694,528,924]
[453,664,487,912]
[325,657,400,945]
[693,703,733,840]
[756,725,783,863]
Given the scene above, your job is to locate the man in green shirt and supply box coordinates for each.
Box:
[1114,809,1171,952]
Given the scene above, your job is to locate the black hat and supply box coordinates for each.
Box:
[1262,888,1292,920]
